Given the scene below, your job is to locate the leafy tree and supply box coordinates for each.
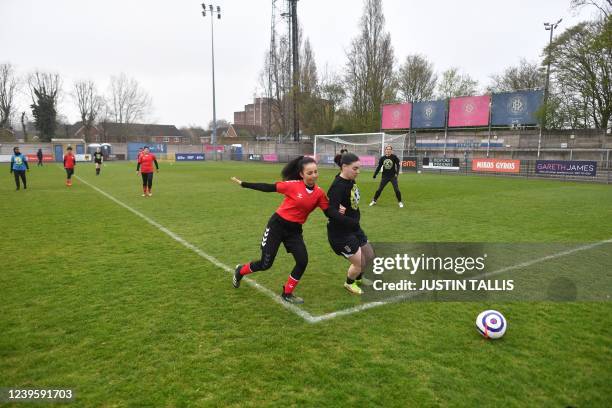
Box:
[397,54,437,102]
[437,68,478,99]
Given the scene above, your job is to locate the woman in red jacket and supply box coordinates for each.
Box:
[63,147,76,187]
[136,146,159,197]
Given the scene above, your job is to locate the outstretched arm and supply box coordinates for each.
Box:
[231,177,277,192]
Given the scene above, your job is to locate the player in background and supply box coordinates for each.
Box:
[63,146,76,187]
[93,148,103,176]
[137,147,144,162]
[370,145,404,208]
[136,146,159,197]
[36,148,44,166]
[327,153,374,295]
[231,156,329,304]
[10,147,29,190]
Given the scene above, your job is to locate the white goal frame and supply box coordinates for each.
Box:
[313,132,407,172]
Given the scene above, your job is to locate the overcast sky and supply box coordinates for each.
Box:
[0,0,597,129]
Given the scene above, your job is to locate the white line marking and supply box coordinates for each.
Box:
[76,172,612,325]
[76,175,317,323]
[311,239,612,323]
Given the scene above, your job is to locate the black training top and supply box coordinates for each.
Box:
[326,174,361,234]
[374,154,400,178]
[93,152,103,161]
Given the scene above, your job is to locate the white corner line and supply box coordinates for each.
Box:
[75,175,317,324]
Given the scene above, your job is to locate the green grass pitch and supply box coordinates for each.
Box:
[1,161,611,406]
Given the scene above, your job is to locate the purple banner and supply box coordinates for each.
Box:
[535,160,597,176]
[175,153,205,161]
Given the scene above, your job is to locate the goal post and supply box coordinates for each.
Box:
[313,132,407,171]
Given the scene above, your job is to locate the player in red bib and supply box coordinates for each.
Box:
[231,156,329,304]
[136,146,159,197]
[63,146,76,187]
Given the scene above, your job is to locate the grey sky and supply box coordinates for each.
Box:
[0,0,596,129]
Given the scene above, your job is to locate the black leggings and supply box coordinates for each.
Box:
[249,213,308,281]
[13,170,26,189]
[65,168,74,179]
[373,176,402,202]
[141,172,153,189]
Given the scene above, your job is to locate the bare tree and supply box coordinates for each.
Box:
[73,79,103,142]
[108,73,152,124]
[28,71,61,103]
[260,24,298,137]
[28,71,62,140]
[344,0,396,132]
[397,54,437,102]
[488,59,545,92]
[300,38,318,95]
[298,38,334,136]
[207,118,229,130]
[571,0,611,18]
[437,68,478,99]
[0,63,19,128]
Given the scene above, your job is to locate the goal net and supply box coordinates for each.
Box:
[313,133,407,171]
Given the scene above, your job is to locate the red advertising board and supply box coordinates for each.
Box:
[26,154,53,162]
[448,95,490,127]
[381,103,411,129]
[204,145,224,152]
[472,158,520,173]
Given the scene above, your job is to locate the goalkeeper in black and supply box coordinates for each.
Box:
[369,145,404,208]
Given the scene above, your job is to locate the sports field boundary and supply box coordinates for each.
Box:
[76,174,611,325]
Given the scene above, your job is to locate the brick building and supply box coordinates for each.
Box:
[233,97,279,132]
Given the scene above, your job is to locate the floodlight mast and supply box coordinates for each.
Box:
[201,4,222,147]
[539,18,562,158]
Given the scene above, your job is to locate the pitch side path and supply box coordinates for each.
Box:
[1,161,610,406]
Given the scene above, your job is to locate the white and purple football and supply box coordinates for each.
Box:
[476,310,507,339]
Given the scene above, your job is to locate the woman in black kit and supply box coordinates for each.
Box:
[370,145,404,208]
[326,153,374,295]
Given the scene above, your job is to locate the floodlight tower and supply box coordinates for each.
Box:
[538,18,562,158]
[201,4,221,146]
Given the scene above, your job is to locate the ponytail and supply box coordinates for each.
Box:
[281,155,317,180]
[334,152,359,168]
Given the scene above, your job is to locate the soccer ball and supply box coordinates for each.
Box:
[475,310,507,339]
